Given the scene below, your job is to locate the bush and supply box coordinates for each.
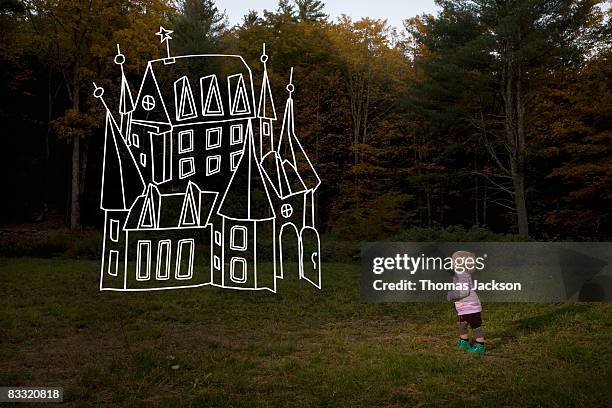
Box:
[391,225,533,242]
[0,226,530,262]
[0,230,102,259]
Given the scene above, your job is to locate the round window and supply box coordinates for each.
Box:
[142,95,155,111]
[280,203,293,218]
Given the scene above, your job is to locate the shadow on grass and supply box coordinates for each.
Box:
[491,303,593,347]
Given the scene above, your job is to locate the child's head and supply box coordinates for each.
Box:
[451,250,476,274]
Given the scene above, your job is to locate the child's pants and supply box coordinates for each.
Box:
[457,312,484,338]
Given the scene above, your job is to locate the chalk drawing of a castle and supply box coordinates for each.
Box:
[94,27,321,292]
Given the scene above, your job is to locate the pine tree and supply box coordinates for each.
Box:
[296,0,327,22]
[171,0,228,55]
[407,0,601,236]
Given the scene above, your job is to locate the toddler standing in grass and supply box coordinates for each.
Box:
[447,250,486,353]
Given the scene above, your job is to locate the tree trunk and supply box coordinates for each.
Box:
[70,86,81,230]
[504,51,529,236]
[512,168,528,235]
[514,64,528,236]
[70,136,81,229]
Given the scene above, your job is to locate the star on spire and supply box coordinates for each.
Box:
[155,26,173,42]
[155,26,173,58]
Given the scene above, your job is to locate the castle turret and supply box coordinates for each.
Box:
[277,68,321,193]
[276,68,321,227]
[94,82,145,291]
[257,43,277,159]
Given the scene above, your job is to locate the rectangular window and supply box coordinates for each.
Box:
[107,250,119,276]
[213,255,221,270]
[206,127,222,149]
[230,151,242,171]
[230,257,247,284]
[175,239,194,280]
[110,219,119,242]
[214,230,222,246]
[179,157,195,179]
[230,124,243,145]
[153,131,172,184]
[136,240,151,281]
[206,155,221,176]
[132,133,140,148]
[262,121,271,136]
[156,240,171,280]
[230,226,247,251]
[178,129,194,153]
[140,153,147,167]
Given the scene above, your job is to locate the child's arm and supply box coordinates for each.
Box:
[447,287,470,301]
[446,274,470,301]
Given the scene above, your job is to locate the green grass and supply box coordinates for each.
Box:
[0,257,611,407]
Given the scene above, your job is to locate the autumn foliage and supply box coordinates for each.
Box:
[0,0,609,240]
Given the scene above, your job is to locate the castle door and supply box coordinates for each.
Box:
[279,223,301,280]
[300,227,321,288]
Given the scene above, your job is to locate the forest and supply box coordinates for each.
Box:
[0,0,610,241]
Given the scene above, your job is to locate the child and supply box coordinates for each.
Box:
[447,250,485,353]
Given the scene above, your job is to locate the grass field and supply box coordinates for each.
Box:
[1,257,611,407]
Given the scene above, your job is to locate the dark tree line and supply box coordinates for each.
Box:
[0,0,610,239]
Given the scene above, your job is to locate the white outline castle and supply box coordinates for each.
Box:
[94,27,321,292]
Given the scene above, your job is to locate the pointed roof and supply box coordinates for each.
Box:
[100,112,145,210]
[115,45,135,114]
[139,184,161,228]
[132,55,256,126]
[261,151,285,197]
[257,43,277,120]
[277,70,321,192]
[119,74,135,114]
[124,182,218,231]
[218,122,275,220]
[179,181,201,227]
[261,151,308,199]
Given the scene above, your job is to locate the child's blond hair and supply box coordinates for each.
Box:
[451,250,476,274]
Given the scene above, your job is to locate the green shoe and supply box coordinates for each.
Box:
[467,343,486,353]
[456,339,470,350]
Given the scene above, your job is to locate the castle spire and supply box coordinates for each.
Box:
[277,67,295,156]
[257,43,277,121]
[115,44,134,116]
[94,83,145,210]
[257,43,277,159]
[115,44,134,136]
[277,68,321,192]
[92,83,118,130]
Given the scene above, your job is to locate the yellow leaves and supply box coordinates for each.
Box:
[51,109,98,141]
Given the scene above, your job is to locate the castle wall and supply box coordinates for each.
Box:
[123,226,211,290]
[100,210,130,290]
[169,120,251,193]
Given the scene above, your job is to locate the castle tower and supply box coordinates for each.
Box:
[277,68,321,227]
[216,122,277,291]
[95,82,145,290]
[257,43,277,159]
